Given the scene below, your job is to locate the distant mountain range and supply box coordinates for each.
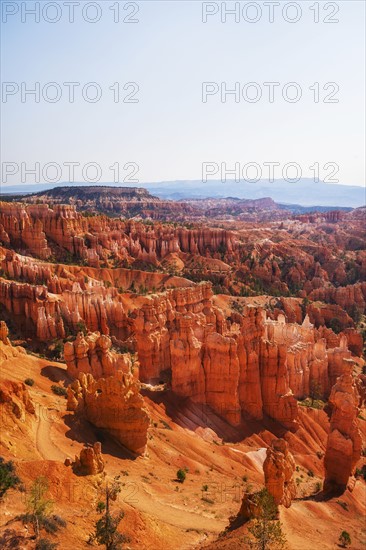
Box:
[146,179,365,208]
[1,179,365,208]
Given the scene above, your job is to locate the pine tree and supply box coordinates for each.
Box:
[245,488,287,550]
[94,479,126,550]
[26,477,53,538]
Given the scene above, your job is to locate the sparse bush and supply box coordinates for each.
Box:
[21,476,57,538]
[160,420,172,430]
[35,539,58,550]
[49,340,63,360]
[75,321,87,335]
[230,299,244,314]
[336,500,348,511]
[339,530,351,548]
[309,380,322,406]
[307,470,314,478]
[177,469,186,483]
[50,385,67,397]
[42,515,67,534]
[97,501,106,513]
[0,457,21,499]
[201,496,214,504]
[244,488,286,549]
[202,484,209,492]
[24,378,35,386]
[329,317,342,335]
[94,478,126,549]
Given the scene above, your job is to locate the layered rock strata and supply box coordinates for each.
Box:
[263,438,296,507]
[324,361,362,492]
[66,442,105,475]
[67,371,150,455]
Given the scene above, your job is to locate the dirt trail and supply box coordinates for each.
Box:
[133,484,225,533]
[35,405,66,462]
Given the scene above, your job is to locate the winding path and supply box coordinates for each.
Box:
[35,405,66,461]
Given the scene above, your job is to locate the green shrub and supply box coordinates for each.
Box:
[96,501,106,513]
[75,321,87,335]
[24,378,35,387]
[244,488,286,548]
[339,530,351,548]
[201,496,214,504]
[19,477,65,539]
[51,385,67,397]
[177,469,186,483]
[35,539,58,550]
[0,457,21,498]
[49,340,63,360]
[329,317,342,334]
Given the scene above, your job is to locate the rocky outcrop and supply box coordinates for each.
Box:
[0,278,66,342]
[260,340,298,429]
[324,362,362,492]
[66,442,104,475]
[64,331,134,380]
[0,321,27,361]
[0,320,11,346]
[67,371,150,455]
[0,380,35,420]
[309,283,366,315]
[307,303,354,331]
[238,492,266,521]
[263,438,296,507]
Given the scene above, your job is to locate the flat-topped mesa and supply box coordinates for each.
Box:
[29,185,155,201]
[64,331,136,380]
[263,438,296,507]
[324,360,362,493]
[67,371,150,456]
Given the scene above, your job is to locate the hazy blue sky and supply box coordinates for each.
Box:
[1,0,365,187]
